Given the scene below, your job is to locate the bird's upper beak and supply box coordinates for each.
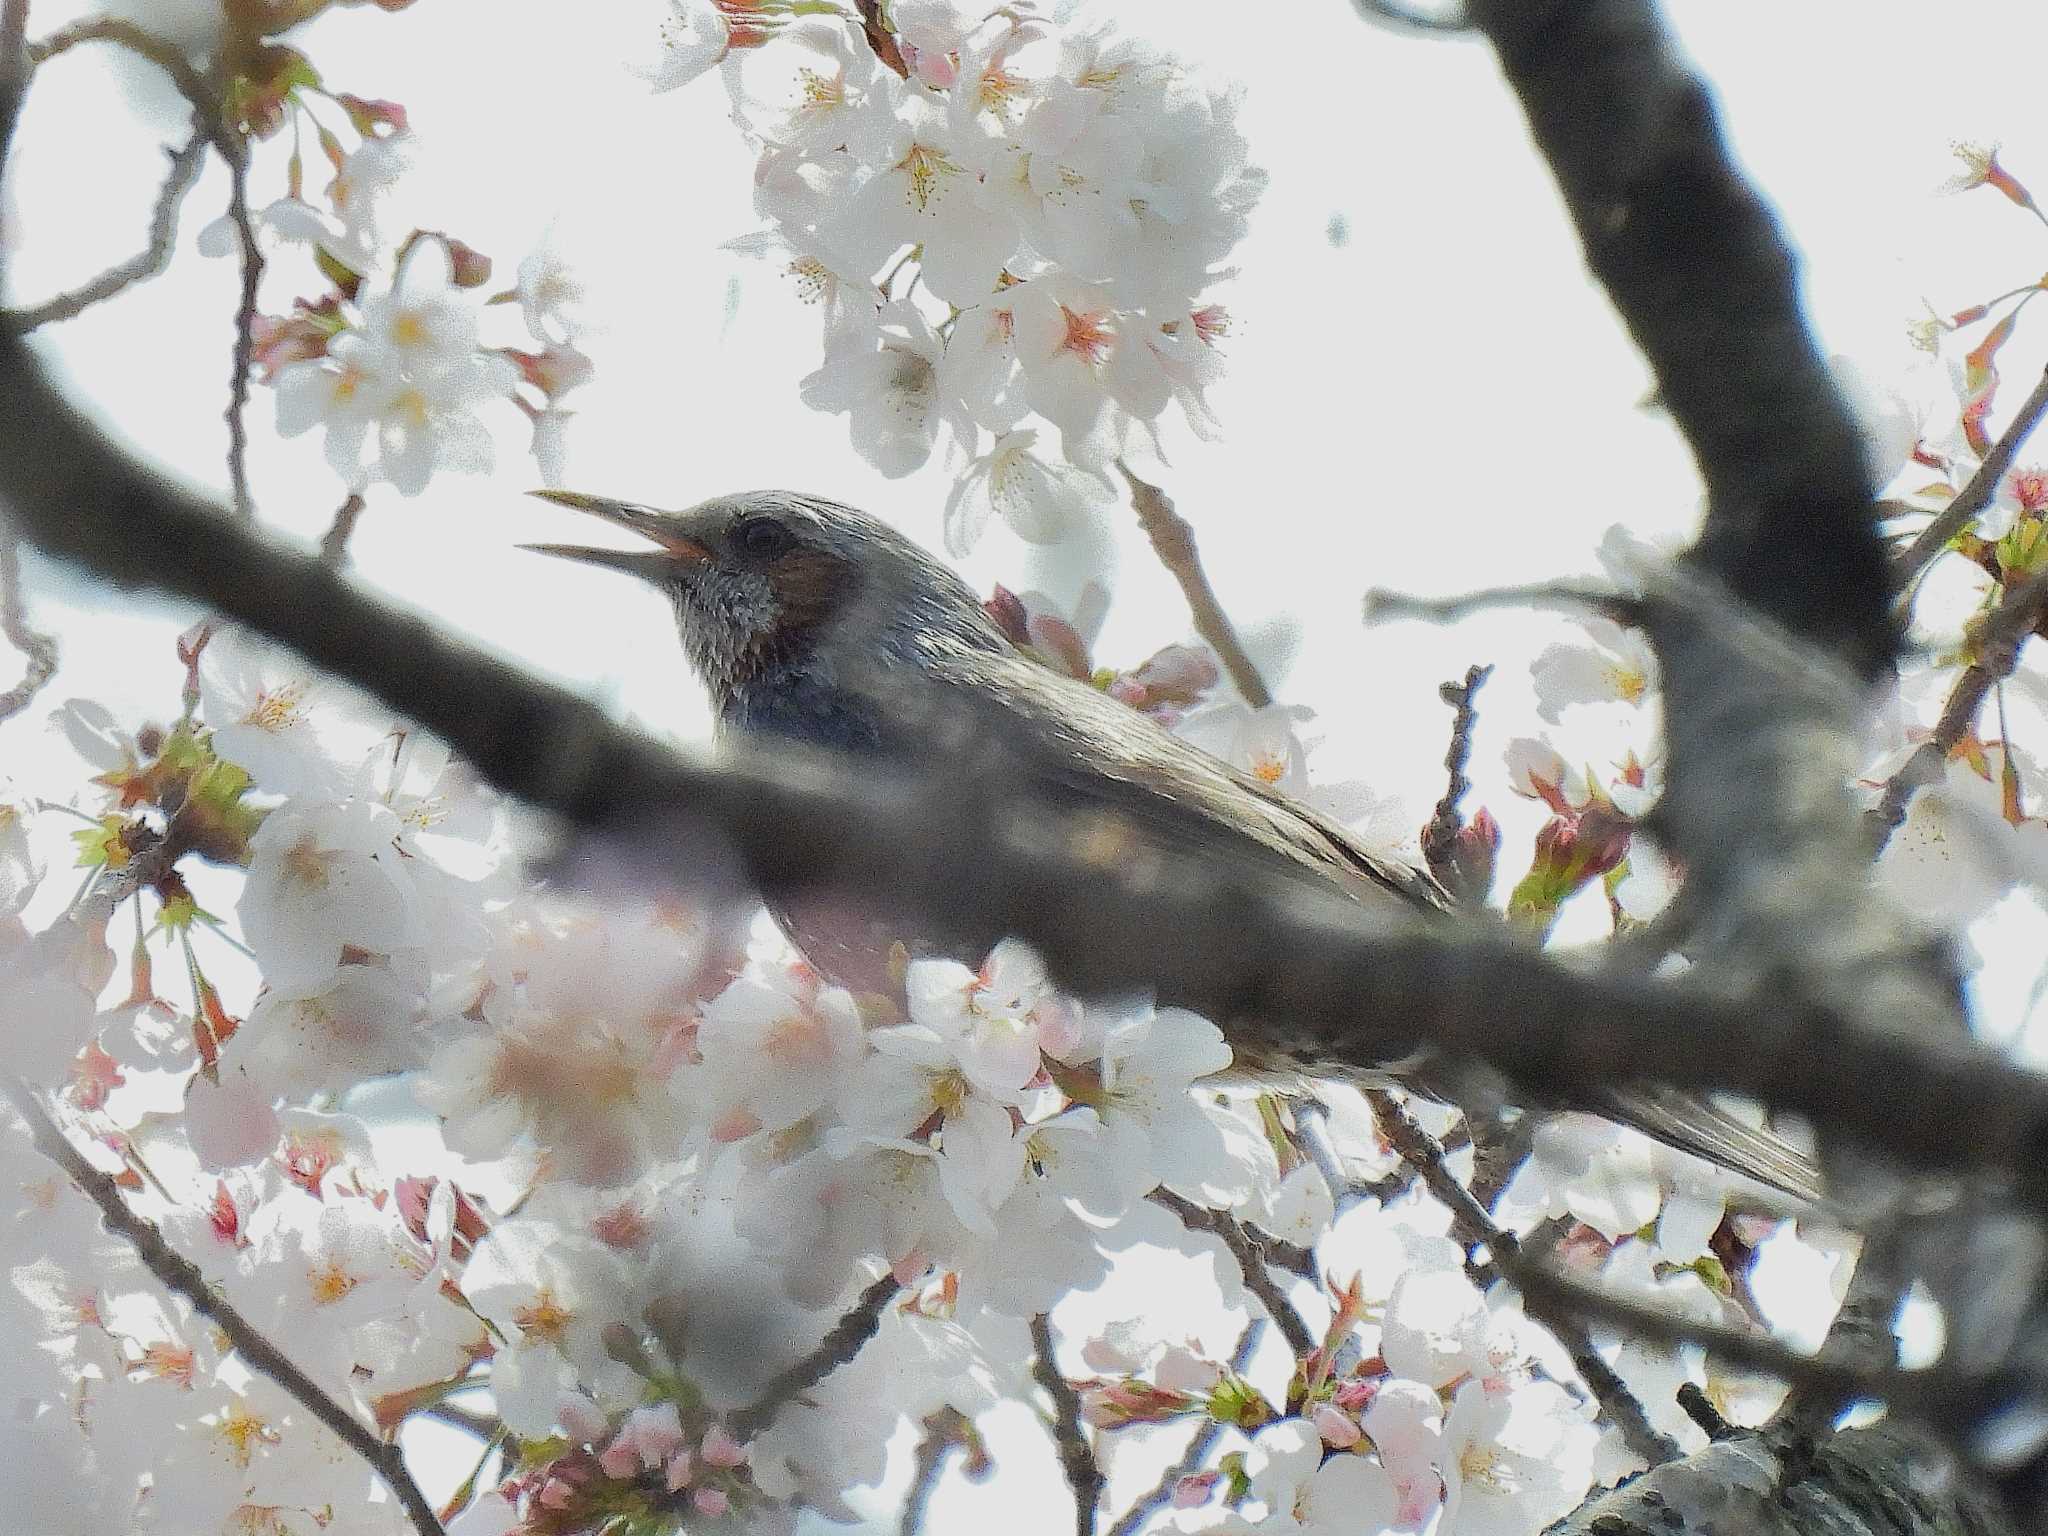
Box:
[520,489,715,582]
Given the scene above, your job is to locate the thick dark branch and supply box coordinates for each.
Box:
[1150,1188,1316,1355]
[1119,461,1271,709]
[4,128,206,333]
[1468,0,1891,680]
[1,342,2045,1199]
[1365,1089,1678,1466]
[0,526,55,723]
[1898,365,2048,578]
[2,1076,446,1536]
[1548,1419,2017,1536]
[1030,1313,1103,1536]
[727,1273,898,1440]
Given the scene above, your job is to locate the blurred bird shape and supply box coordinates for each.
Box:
[525,486,1821,1204]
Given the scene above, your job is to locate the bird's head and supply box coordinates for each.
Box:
[524,488,1000,715]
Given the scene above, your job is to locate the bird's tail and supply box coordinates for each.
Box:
[1597,1084,1823,1206]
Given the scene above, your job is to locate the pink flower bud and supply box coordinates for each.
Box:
[701,1424,747,1468]
[1312,1403,1362,1448]
[692,1487,731,1518]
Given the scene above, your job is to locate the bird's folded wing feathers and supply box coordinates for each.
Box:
[924,644,1823,1205]
[925,646,1441,912]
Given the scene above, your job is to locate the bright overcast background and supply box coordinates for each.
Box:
[9,0,2048,1525]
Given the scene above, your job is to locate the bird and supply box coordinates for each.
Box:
[524,486,1821,1203]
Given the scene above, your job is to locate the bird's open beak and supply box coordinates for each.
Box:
[520,489,715,580]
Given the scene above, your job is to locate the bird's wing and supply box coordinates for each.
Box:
[922,646,1442,913]
[923,645,1825,1203]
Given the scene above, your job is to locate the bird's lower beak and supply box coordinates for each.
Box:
[521,489,715,577]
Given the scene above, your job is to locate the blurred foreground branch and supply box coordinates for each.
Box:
[0,329,2041,1202]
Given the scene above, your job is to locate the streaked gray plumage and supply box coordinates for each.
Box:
[526,487,1821,1203]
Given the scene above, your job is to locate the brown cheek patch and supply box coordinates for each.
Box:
[768,547,861,646]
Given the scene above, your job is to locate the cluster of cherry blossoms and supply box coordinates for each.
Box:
[646,0,1261,555]
[1,601,1849,1535]
[214,61,591,497]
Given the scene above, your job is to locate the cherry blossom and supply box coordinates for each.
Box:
[944,427,1114,554]
[801,301,971,477]
[1219,1416,1401,1534]
[239,798,422,998]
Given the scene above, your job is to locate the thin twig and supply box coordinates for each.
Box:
[899,1408,978,1536]
[4,127,207,333]
[1419,663,1493,903]
[1149,1188,1316,1355]
[1031,1312,1103,1536]
[26,17,214,121]
[0,528,56,724]
[1512,1259,2027,1420]
[1118,461,1271,709]
[1104,1321,1264,1536]
[1351,0,1472,32]
[1896,365,2048,578]
[1294,1096,1419,1208]
[1675,1380,1735,1440]
[1364,581,1631,629]
[1364,1088,1680,1465]
[1,1075,446,1536]
[1869,564,2048,843]
[222,135,263,522]
[320,492,368,567]
[727,1272,899,1440]
[420,1399,500,1440]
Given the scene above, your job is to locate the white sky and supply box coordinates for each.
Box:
[8,0,2048,1524]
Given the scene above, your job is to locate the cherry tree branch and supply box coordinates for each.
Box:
[1897,364,2048,578]
[2,125,206,333]
[1118,461,1272,709]
[222,136,262,521]
[1,1075,447,1536]
[899,1408,980,1536]
[1467,0,1892,680]
[1031,1312,1103,1536]
[0,359,2039,1200]
[1549,1418,2016,1536]
[726,1272,899,1440]
[1869,564,2048,843]
[25,16,217,123]
[1364,1088,1680,1466]
[1150,1188,1316,1356]
[1350,0,1472,35]
[1511,1257,2027,1418]
[321,491,368,566]
[1103,1321,1264,1536]
[1419,662,1492,902]
[0,525,55,723]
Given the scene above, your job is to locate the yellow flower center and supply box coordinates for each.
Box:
[899,143,957,213]
[242,681,307,733]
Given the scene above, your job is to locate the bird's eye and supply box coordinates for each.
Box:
[733,516,794,560]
